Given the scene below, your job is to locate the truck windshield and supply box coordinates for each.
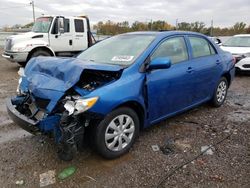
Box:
[32,17,53,33]
[78,34,156,66]
[223,36,250,47]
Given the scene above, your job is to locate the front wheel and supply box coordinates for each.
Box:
[30,50,51,58]
[211,77,228,107]
[94,107,140,159]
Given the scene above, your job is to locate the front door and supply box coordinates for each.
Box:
[146,36,194,124]
[49,18,73,52]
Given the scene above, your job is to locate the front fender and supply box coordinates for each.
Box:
[87,71,146,115]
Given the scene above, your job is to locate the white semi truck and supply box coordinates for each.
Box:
[2,15,94,66]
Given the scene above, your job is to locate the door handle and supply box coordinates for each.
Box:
[186,67,194,73]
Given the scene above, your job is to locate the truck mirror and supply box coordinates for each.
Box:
[58,17,64,34]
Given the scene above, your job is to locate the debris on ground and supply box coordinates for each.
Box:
[201,145,214,155]
[160,138,176,155]
[210,175,224,182]
[196,159,206,166]
[15,180,24,185]
[174,139,192,151]
[39,170,56,187]
[81,175,97,182]
[58,166,76,180]
[151,145,160,152]
[160,144,174,155]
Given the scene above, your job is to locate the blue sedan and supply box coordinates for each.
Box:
[7,31,235,160]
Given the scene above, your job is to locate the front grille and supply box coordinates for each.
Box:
[5,38,12,51]
[242,64,250,68]
[34,97,50,110]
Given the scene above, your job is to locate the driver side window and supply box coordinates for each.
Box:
[151,37,188,64]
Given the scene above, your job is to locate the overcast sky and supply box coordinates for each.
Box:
[0,0,249,28]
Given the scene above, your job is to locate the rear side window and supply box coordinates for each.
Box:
[189,37,216,58]
[74,19,84,32]
[151,37,188,64]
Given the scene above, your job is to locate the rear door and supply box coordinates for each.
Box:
[146,36,195,123]
[187,36,223,103]
[72,18,88,51]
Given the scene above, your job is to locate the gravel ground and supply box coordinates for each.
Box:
[0,49,249,188]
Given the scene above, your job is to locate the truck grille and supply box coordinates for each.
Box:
[5,38,12,51]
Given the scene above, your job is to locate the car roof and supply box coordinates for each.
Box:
[122,30,207,39]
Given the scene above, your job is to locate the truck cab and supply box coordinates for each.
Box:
[2,15,93,66]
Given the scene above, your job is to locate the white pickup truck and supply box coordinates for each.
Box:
[2,15,94,66]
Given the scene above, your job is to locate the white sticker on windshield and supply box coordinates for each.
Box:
[111,55,134,62]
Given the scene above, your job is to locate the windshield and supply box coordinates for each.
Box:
[32,17,53,33]
[77,34,156,66]
[223,36,250,47]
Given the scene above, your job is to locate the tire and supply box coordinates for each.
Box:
[211,77,228,107]
[94,107,140,159]
[30,50,51,59]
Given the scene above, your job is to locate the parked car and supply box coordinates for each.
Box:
[7,31,235,161]
[220,34,250,72]
[2,15,94,66]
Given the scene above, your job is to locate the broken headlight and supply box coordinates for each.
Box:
[64,97,99,115]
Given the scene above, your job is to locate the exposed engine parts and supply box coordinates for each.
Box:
[77,70,121,91]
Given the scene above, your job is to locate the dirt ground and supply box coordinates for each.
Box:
[0,49,249,188]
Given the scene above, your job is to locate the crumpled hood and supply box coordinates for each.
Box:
[22,56,122,112]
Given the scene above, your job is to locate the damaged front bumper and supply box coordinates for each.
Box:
[6,97,40,134]
[6,96,87,161]
[6,97,61,136]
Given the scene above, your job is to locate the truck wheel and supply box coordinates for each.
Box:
[211,77,228,107]
[94,107,139,159]
[30,50,51,59]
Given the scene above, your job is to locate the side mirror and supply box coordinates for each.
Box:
[215,38,222,45]
[148,57,172,70]
[58,17,64,34]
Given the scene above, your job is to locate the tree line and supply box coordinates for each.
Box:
[93,21,250,36]
[2,20,249,36]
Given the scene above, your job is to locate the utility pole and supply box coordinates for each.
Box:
[210,19,213,36]
[176,19,178,30]
[30,1,35,23]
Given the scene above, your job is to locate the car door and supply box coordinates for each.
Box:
[73,19,88,51]
[187,36,223,103]
[146,36,195,124]
[49,18,73,52]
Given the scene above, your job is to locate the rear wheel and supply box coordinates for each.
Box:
[211,77,228,107]
[94,107,139,159]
